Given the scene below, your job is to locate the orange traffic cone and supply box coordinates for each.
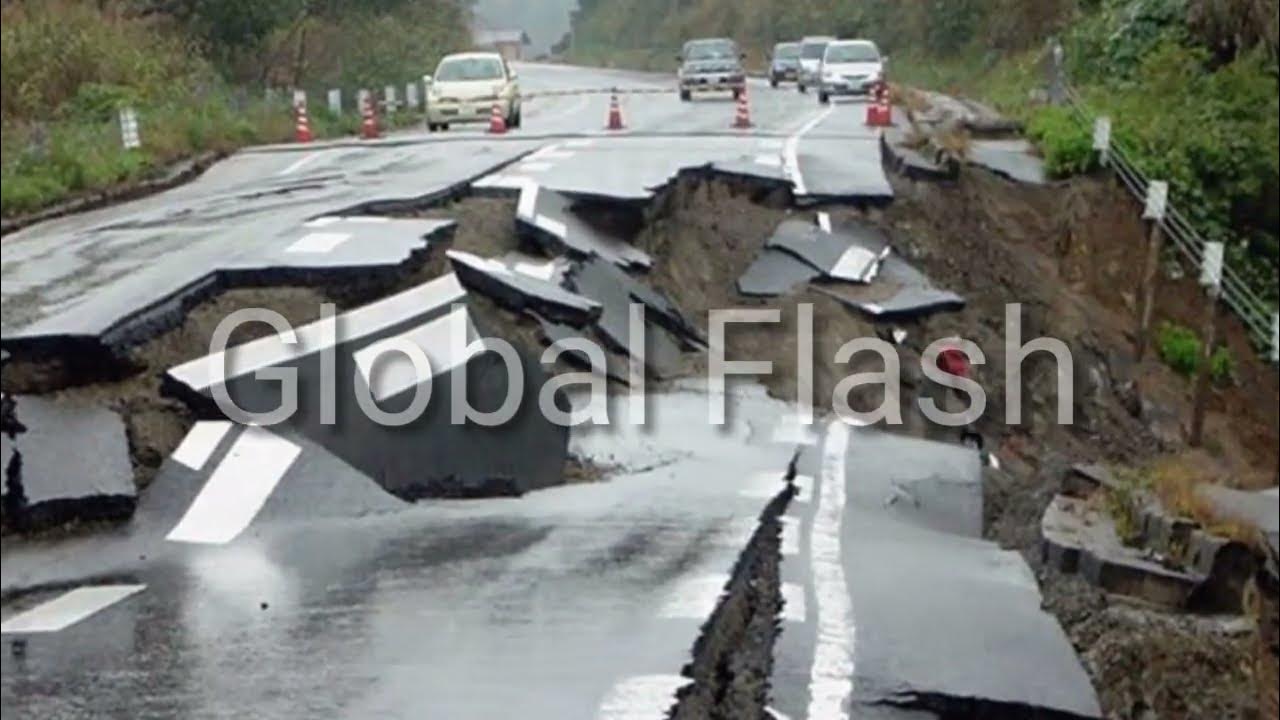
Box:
[294,100,313,143]
[360,91,380,140]
[488,102,508,135]
[865,82,893,128]
[606,92,625,131]
[733,85,753,129]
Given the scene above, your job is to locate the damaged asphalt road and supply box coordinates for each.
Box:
[2,62,1100,719]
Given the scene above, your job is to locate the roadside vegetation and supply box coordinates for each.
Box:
[570,0,1279,304]
[1,0,468,218]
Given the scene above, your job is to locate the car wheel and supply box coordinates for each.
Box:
[679,89,692,102]
[798,83,806,94]
[513,109,522,129]
[427,122,438,132]
[770,76,779,88]
[732,88,742,101]
[819,91,830,104]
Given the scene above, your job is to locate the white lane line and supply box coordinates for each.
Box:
[564,138,596,148]
[807,420,854,719]
[658,573,729,620]
[754,154,783,168]
[169,273,466,392]
[781,516,801,556]
[518,161,555,173]
[772,412,820,446]
[533,214,568,238]
[828,246,880,282]
[739,471,788,500]
[166,427,301,545]
[782,582,808,623]
[784,107,834,196]
[757,138,785,151]
[285,232,352,254]
[353,308,481,402]
[517,182,539,219]
[817,212,832,233]
[792,474,815,505]
[1,585,146,634]
[597,674,687,720]
[278,151,325,176]
[171,421,234,471]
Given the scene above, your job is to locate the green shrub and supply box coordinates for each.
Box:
[1209,346,1236,386]
[1026,106,1097,177]
[1157,322,1203,376]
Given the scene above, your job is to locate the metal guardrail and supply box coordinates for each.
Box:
[1049,45,1279,361]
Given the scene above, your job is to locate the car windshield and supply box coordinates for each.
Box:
[825,43,880,63]
[801,41,829,60]
[435,57,504,82]
[686,40,737,61]
[774,44,800,60]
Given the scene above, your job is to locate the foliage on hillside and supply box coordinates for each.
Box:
[0,0,469,217]
[571,0,1279,303]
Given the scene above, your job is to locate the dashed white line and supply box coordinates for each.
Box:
[597,674,687,720]
[278,151,325,176]
[781,582,808,623]
[166,427,301,545]
[817,212,832,233]
[285,232,352,254]
[0,584,147,634]
[807,420,854,719]
[518,161,555,173]
[564,138,596,148]
[784,107,834,196]
[353,308,481,401]
[171,420,234,471]
[658,573,729,620]
[792,474,815,505]
[781,516,801,557]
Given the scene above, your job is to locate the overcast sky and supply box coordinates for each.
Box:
[472,0,578,56]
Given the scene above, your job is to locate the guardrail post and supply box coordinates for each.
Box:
[1135,180,1169,361]
[1092,117,1111,168]
[119,107,141,150]
[384,85,397,114]
[1189,241,1225,447]
[404,81,419,110]
[1046,39,1066,106]
[327,89,342,115]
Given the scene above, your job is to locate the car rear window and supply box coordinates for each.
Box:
[825,43,880,63]
[436,57,505,82]
[801,41,829,60]
[774,44,800,59]
[685,40,738,61]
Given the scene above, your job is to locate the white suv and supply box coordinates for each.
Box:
[817,40,885,104]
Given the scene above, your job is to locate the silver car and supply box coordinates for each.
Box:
[796,35,835,94]
[678,38,747,101]
[817,40,885,104]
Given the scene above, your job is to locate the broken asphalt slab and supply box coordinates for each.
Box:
[816,251,965,320]
[163,273,570,501]
[770,426,1101,720]
[447,250,602,326]
[765,218,890,283]
[0,395,136,533]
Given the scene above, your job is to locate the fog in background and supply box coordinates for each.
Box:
[472,0,578,56]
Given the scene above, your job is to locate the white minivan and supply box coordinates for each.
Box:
[425,52,521,131]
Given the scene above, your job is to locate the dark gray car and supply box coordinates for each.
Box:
[770,42,801,87]
[678,38,746,101]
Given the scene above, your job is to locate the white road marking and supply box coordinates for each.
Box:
[807,420,854,719]
[739,471,788,500]
[765,707,793,720]
[1,585,146,634]
[166,427,301,545]
[564,138,596,148]
[828,246,880,282]
[517,182,539,219]
[817,212,832,233]
[784,107,834,196]
[169,273,466,392]
[597,674,687,720]
[757,139,785,151]
[353,308,481,401]
[781,516,801,556]
[305,216,342,228]
[518,161,555,173]
[782,582,808,623]
[771,412,820,446]
[792,474,815,504]
[278,151,325,176]
[533,214,568,238]
[285,232,351,254]
[658,573,729,620]
[754,154,783,167]
[171,420,234,471]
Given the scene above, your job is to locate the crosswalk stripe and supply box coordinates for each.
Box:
[1,585,146,634]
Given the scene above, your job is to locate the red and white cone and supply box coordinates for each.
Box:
[360,92,380,140]
[733,85,753,129]
[488,102,508,134]
[865,82,893,128]
[606,92,625,131]
[294,100,313,143]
